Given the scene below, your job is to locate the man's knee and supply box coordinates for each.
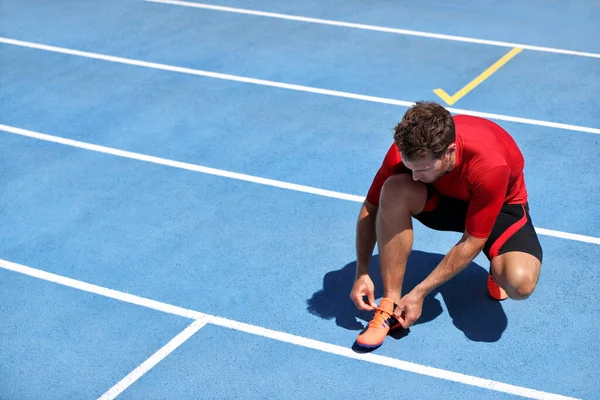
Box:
[509,267,537,299]
[492,254,541,300]
[379,174,427,215]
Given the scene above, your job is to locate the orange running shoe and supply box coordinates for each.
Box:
[356,298,402,349]
[487,273,508,301]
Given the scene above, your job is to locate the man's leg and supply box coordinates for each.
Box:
[484,203,543,300]
[491,251,541,299]
[376,174,428,305]
[355,174,427,348]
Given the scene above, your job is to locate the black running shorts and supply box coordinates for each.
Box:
[413,187,543,263]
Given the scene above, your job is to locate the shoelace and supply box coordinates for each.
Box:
[368,307,395,328]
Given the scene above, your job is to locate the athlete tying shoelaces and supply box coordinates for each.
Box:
[351,101,543,349]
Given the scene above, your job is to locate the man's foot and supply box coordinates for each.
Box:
[356,298,402,349]
[487,273,508,300]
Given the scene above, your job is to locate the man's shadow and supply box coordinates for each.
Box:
[307,250,507,342]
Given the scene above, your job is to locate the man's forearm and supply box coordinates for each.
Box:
[356,201,378,277]
[413,235,484,298]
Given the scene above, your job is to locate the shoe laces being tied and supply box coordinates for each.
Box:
[369,306,397,328]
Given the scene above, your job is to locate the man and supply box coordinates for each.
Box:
[351,101,543,349]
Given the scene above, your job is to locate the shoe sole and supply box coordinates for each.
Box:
[355,340,383,349]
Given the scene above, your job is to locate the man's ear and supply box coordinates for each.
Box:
[446,143,457,156]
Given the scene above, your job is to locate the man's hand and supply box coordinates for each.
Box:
[394,291,424,328]
[350,274,378,311]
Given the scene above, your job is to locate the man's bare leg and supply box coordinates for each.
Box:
[356,174,430,348]
[491,251,541,299]
[376,174,428,306]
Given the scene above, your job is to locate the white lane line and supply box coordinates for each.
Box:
[0,256,205,320]
[144,0,600,60]
[534,228,600,245]
[0,259,580,400]
[0,37,599,136]
[0,123,365,202]
[98,319,207,400]
[209,314,577,400]
[1,123,599,245]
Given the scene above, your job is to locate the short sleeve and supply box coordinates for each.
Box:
[465,165,511,238]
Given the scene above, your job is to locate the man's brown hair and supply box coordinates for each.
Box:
[393,101,455,161]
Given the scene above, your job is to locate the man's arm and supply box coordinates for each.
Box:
[420,163,510,294]
[350,199,379,310]
[394,233,487,328]
[355,200,378,277]
[413,233,486,298]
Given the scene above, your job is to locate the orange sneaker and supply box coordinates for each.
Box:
[356,298,402,349]
[487,273,508,301]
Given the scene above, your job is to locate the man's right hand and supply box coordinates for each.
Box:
[350,274,378,311]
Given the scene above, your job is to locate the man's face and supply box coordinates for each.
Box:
[402,146,455,183]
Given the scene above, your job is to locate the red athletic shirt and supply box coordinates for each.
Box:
[366,115,528,238]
